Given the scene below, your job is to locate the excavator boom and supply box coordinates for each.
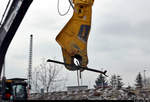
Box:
[0,0,33,76]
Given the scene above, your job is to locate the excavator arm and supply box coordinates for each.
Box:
[0,0,106,77]
[56,0,94,71]
[0,0,33,76]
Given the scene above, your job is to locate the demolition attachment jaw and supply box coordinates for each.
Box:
[56,0,94,71]
[61,48,88,71]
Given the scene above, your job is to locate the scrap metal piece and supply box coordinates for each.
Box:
[47,59,108,77]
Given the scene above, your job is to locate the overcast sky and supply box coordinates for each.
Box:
[0,0,150,89]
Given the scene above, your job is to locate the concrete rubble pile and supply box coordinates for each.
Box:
[31,88,150,100]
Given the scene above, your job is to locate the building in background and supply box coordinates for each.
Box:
[67,86,88,91]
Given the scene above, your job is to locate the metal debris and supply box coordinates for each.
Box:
[30,88,150,100]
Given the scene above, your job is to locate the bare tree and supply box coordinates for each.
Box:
[31,60,67,93]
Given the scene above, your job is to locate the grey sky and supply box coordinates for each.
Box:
[0,0,150,89]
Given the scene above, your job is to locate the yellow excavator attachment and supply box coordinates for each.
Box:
[56,0,94,71]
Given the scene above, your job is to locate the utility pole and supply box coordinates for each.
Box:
[101,68,104,89]
[28,34,33,94]
[143,69,147,88]
[36,71,39,92]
